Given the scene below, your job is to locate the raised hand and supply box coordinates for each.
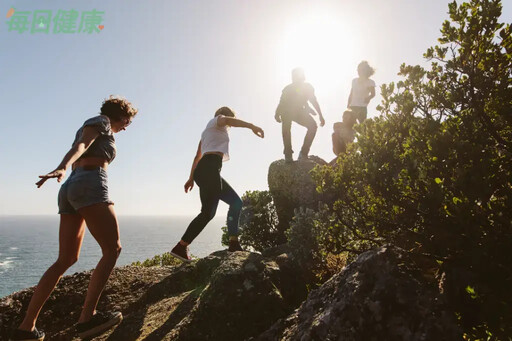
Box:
[36,169,66,188]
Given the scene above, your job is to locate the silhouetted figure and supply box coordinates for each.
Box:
[347,61,376,123]
[275,68,325,162]
[332,109,357,157]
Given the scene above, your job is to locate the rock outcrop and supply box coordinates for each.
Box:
[267,156,327,242]
[0,250,307,341]
[0,246,461,341]
[255,246,461,341]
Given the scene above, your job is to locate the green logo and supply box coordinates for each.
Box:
[6,7,105,34]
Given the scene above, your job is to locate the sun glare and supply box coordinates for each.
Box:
[278,13,359,93]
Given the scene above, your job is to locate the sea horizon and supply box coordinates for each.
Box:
[0,215,226,298]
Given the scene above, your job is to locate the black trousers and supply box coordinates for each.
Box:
[181,154,243,244]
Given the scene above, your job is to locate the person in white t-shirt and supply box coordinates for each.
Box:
[170,107,264,262]
[347,61,376,124]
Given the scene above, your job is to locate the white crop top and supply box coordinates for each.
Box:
[349,77,376,107]
[200,116,230,161]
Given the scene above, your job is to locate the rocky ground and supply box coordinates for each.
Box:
[0,266,174,340]
[0,246,460,341]
[0,249,307,341]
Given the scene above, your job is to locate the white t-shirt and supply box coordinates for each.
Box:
[349,77,376,107]
[200,116,230,161]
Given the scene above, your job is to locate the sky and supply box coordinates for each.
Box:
[1,0,511,216]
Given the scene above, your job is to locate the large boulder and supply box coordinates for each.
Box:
[167,252,305,340]
[267,156,327,243]
[255,246,461,341]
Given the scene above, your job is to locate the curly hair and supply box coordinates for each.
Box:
[214,106,236,118]
[100,95,138,122]
[357,61,375,78]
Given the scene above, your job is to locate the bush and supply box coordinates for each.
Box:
[311,1,512,339]
[221,190,280,252]
[286,205,348,285]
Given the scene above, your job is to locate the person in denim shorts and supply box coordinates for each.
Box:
[347,61,376,124]
[11,96,138,341]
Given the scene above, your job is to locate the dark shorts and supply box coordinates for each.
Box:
[349,106,368,123]
[58,167,113,214]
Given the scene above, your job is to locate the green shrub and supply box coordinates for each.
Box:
[286,205,348,285]
[222,190,280,252]
[311,1,512,339]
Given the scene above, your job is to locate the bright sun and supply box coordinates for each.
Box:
[278,12,358,93]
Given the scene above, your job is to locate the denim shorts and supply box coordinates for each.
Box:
[349,106,368,123]
[58,167,114,214]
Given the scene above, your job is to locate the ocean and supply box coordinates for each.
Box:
[0,215,225,298]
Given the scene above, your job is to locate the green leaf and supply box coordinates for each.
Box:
[465,285,478,299]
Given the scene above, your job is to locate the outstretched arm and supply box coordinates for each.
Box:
[184,141,202,193]
[217,116,264,138]
[36,126,99,188]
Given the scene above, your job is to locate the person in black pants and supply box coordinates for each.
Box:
[170,107,264,262]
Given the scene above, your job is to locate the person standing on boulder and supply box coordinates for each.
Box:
[347,61,376,124]
[275,68,325,163]
[170,107,264,262]
[11,96,138,341]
